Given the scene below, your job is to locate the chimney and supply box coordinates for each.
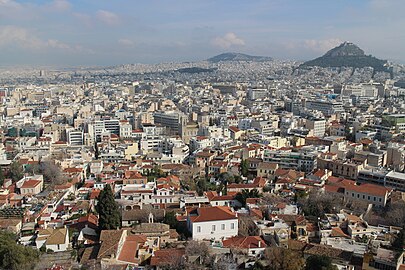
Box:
[258,240,261,248]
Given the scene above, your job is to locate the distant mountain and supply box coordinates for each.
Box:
[301,42,388,72]
[207,52,273,63]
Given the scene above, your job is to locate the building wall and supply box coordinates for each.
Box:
[189,219,238,240]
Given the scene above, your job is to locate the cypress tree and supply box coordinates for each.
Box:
[96,184,121,230]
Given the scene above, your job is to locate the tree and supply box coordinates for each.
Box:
[96,184,121,230]
[163,211,177,229]
[235,189,261,207]
[305,255,338,270]
[41,161,65,185]
[0,231,40,270]
[24,163,41,175]
[0,167,4,187]
[263,247,305,270]
[240,159,249,177]
[298,189,343,217]
[185,241,213,268]
[392,229,405,251]
[9,161,24,182]
[94,141,99,160]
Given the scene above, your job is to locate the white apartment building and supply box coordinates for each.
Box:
[305,118,326,138]
[187,206,238,241]
[67,128,84,146]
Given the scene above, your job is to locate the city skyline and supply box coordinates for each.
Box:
[1,0,404,67]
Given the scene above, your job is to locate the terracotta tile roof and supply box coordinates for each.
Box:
[326,176,390,197]
[250,208,263,219]
[227,183,258,189]
[246,198,260,205]
[330,227,350,238]
[189,206,237,223]
[46,227,68,245]
[98,229,125,259]
[89,189,101,200]
[229,126,241,133]
[117,234,147,264]
[222,236,266,249]
[150,248,185,267]
[21,179,41,189]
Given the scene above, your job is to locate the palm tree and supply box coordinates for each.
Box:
[235,189,262,207]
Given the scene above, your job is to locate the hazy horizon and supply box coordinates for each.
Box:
[1,0,404,67]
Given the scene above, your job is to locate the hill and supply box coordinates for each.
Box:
[207,52,273,63]
[300,42,388,72]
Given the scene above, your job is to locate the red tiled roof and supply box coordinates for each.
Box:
[117,234,147,264]
[89,189,101,200]
[222,236,266,249]
[150,248,185,267]
[229,126,241,133]
[21,179,41,189]
[189,206,237,223]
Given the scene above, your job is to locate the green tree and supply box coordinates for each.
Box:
[163,211,177,229]
[24,163,41,175]
[0,167,5,187]
[0,231,40,270]
[9,161,24,182]
[94,142,100,160]
[96,184,121,230]
[240,159,249,177]
[305,255,338,270]
[392,229,405,251]
[235,189,261,207]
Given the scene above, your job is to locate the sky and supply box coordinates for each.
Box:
[0,0,404,67]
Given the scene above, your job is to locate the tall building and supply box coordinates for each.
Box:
[305,99,344,116]
[67,129,84,146]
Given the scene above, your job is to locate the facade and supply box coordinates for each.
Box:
[67,128,84,146]
[385,171,405,192]
[187,206,238,240]
[305,99,344,116]
[263,150,317,172]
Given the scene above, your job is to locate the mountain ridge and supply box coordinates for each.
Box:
[301,42,388,72]
[207,52,273,63]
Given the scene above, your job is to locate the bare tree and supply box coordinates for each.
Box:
[185,241,213,269]
[298,189,344,217]
[264,247,305,270]
[41,160,66,185]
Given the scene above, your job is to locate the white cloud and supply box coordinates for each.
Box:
[211,32,245,49]
[118,39,135,47]
[96,10,120,26]
[303,38,343,53]
[46,0,71,12]
[0,26,44,49]
[0,25,80,52]
[73,12,93,27]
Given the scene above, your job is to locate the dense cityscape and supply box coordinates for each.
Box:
[1,1,405,270]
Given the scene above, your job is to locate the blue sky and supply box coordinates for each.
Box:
[0,0,404,66]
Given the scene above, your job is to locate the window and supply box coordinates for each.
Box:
[379,198,382,202]
[212,225,216,231]
[197,226,201,233]
[231,223,235,230]
[221,224,225,230]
